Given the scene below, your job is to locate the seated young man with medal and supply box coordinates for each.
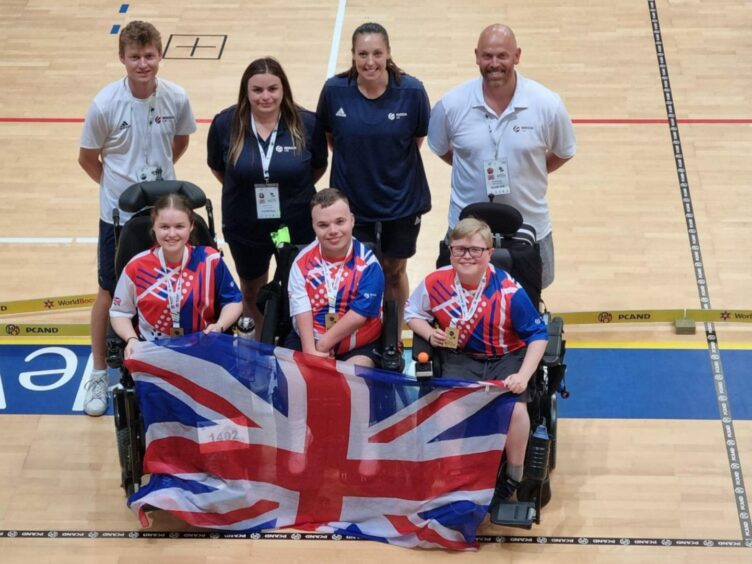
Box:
[110,193,243,357]
[285,188,384,367]
[404,217,548,503]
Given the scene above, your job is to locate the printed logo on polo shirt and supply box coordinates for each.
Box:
[275,145,297,153]
[154,115,176,124]
[512,124,535,132]
[387,112,408,120]
[335,107,347,118]
[119,120,131,130]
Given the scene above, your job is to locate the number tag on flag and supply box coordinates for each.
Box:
[197,418,250,453]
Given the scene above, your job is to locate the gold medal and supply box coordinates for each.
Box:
[443,326,459,349]
[170,327,184,337]
[325,313,339,330]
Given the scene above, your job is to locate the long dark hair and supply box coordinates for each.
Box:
[229,57,305,165]
[337,22,404,86]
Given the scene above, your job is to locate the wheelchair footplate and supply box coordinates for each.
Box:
[488,500,537,529]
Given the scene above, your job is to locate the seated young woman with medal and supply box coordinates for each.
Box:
[404,217,548,503]
[285,188,384,367]
[110,193,243,358]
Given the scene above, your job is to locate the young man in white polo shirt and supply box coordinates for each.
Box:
[78,20,196,416]
[428,23,576,290]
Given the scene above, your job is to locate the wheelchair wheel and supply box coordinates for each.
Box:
[548,392,558,472]
[116,427,135,497]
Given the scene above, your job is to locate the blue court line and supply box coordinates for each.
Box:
[0,343,749,419]
[559,348,752,420]
[119,4,129,14]
[110,24,120,35]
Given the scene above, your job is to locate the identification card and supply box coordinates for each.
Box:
[138,165,163,182]
[170,327,184,337]
[483,159,511,196]
[255,184,281,219]
[443,326,459,350]
[325,312,339,330]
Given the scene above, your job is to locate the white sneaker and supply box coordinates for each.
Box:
[84,370,109,416]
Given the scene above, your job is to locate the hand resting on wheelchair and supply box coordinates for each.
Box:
[110,193,242,357]
[405,217,548,503]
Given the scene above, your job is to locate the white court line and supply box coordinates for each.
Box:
[0,237,227,245]
[327,0,347,78]
[0,237,81,244]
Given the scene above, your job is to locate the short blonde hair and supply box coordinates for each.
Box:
[450,218,492,247]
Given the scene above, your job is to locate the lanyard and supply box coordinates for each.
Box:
[127,78,158,169]
[453,271,487,323]
[484,113,502,160]
[320,242,353,313]
[156,246,189,328]
[250,113,280,183]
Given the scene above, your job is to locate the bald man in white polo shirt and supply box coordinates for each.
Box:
[428,23,576,289]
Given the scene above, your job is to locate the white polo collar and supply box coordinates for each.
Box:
[471,71,530,118]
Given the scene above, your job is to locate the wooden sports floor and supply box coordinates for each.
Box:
[1,0,751,561]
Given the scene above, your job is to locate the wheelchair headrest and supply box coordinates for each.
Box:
[118,180,207,214]
[459,202,523,237]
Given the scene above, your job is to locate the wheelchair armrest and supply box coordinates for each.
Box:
[379,300,405,373]
[106,323,125,370]
[258,284,281,345]
[543,316,564,366]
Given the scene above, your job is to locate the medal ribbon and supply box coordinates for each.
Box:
[156,246,189,329]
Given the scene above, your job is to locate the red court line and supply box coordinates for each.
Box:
[1,117,751,125]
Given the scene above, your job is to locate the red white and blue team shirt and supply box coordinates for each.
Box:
[110,245,242,340]
[288,238,384,355]
[404,264,547,356]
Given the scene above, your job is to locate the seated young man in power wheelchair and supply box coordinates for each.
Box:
[257,188,404,373]
[408,203,567,528]
[106,180,241,495]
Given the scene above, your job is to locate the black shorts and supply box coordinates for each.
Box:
[227,221,315,281]
[438,347,531,402]
[353,214,421,259]
[97,220,117,294]
[227,239,276,281]
[283,331,381,364]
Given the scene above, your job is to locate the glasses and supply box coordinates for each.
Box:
[448,245,490,258]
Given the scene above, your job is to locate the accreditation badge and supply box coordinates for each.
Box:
[483,158,511,197]
[138,165,164,182]
[325,312,339,330]
[443,325,459,350]
[254,183,281,219]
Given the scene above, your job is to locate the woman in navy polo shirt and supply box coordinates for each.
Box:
[316,22,431,331]
[208,57,328,334]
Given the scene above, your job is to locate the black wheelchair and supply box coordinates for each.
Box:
[256,224,405,374]
[411,201,569,529]
[106,180,219,496]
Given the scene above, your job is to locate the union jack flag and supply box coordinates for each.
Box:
[125,333,515,550]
